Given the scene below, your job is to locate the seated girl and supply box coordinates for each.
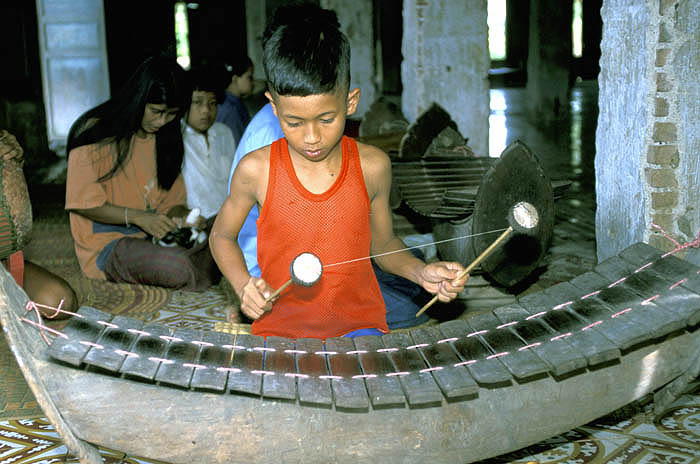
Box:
[65,55,219,291]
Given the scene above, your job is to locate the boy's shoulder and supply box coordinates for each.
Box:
[231,144,271,194]
[354,139,391,171]
[238,143,272,171]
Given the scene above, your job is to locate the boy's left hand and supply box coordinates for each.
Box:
[419,262,468,302]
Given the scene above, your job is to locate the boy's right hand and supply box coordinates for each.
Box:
[238,277,275,320]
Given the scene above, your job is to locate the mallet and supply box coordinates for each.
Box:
[415,201,540,317]
[265,252,323,303]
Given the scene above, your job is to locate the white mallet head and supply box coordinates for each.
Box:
[290,252,323,287]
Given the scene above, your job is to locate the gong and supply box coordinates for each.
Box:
[469,140,554,287]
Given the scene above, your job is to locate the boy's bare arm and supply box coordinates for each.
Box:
[210,152,275,319]
[363,147,423,279]
[360,143,468,302]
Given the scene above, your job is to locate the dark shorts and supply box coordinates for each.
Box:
[374,248,430,329]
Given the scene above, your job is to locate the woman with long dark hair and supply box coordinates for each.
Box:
[65,54,219,291]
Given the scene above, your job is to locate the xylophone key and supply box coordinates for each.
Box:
[594,255,640,281]
[154,328,201,388]
[569,270,611,293]
[465,310,550,380]
[618,242,664,264]
[83,315,144,373]
[262,336,297,401]
[638,255,700,326]
[191,330,236,392]
[409,326,479,398]
[295,338,333,407]
[119,323,171,381]
[381,331,443,406]
[507,295,587,377]
[228,333,265,396]
[325,337,369,410]
[590,262,686,336]
[546,281,638,351]
[353,335,405,407]
[641,251,699,279]
[568,271,677,346]
[528,287,621,366]
[609,255,700,327]
[438,319,513,386]
[48,306,111,367]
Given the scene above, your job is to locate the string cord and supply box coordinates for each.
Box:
[323,227,508,268]
[652,223,700,256]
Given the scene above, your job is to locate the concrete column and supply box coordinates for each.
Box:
[596,0,700,261]
[401,0,490,157]
[323,0,377,118]
[525,0,572,124]
[244,0,266,83]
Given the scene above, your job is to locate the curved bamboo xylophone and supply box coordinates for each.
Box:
[1,242,698,463]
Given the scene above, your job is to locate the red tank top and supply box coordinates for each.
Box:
[253,137,388,339]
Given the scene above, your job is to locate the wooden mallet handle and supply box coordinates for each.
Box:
[265,278,292,304]
[264,252,323,304]
[415,226,514,317]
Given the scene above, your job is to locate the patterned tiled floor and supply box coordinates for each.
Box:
[0,417,168,463]
[486,384,700,463]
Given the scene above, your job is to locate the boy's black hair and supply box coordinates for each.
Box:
[186,64,226,105]
[223,52,253,79]
[263,4,350,97]
[67,54,187,190]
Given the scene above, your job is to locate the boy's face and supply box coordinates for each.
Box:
[187,90,218,133]
[232,66,255,97]
[267,87,360,162]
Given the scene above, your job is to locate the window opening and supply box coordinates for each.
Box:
[488,0,507,61]
[175,1,191,69]
[572,0,583,58]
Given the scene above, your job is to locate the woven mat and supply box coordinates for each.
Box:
[0,332,42,419]
[22,219,172,317]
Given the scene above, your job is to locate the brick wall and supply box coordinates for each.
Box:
[645,0,685,253]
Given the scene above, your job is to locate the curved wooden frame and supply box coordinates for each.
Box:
[1,242,699,463]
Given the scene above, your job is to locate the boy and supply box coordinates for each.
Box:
[181,65,237,219]
[216,53,254,146]
[210,5,467,339]
[226,4,431,331]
